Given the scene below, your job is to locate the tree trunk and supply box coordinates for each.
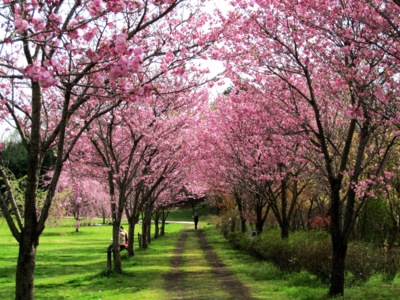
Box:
[15,233,38,300]
[280,179,289,239]
[154,215,160,239]
[161,219,166,236]
[255,203,263,233]
[237,199,247,233]
[329,237,347,297]
[147,219,151,245]
[142,220,148,249]
[112,223,122,273]
[280,220,290,239]
[329,185,346,297]
[127,221,136,257]
[15,81,42,300]
[240,216,247,233]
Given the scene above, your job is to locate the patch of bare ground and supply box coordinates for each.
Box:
[164,228,188,299]
[164,228,255,300]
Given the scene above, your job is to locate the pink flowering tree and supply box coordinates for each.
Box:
[73,70,211,266]
[198,86,309,237]
[0,0,219,298]
[222,0,400,296]
[53,162,110,226]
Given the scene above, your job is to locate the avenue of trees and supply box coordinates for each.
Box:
[196,0,400,297]
[0,0,399,299]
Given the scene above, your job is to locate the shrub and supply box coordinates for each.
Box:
[346,241,384,281]
[226,231,249,251]
[291,231,332,280]
[218,224,394,283]
[382,248,400,281]
[251,230,297,272]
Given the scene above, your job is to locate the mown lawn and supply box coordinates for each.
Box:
[1,213,399,299]
[0,219,184,300]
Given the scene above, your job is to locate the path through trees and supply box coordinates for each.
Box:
[164,227,255,300]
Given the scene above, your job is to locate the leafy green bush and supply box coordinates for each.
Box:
[291,231,332,280]
[218,224,395,283]
[226,231,249,251]
[251,230,297,272]
[382,249,400,281]
[346,241,384,281]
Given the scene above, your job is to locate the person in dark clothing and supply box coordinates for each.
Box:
[193,212,199,230]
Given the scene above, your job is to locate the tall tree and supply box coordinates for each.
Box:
[0,0,218,298]
[198,87,308,236]
[222,0,399,296]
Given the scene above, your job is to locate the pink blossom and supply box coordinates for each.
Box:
[106,0,126,13]
[25,62,59,88]
[49,13,62,24]
[88,0,103,16]
[15,19,29,33]
[163,51,175,64]
[32,18,46,31]
[83,30,96,42]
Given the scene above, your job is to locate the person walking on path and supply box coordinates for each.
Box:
[192,212,199,230]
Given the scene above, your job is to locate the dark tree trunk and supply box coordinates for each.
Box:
[280,220,290,239]
[126,206,140,257]
[141,219,148,249]
[161,219,165,236]
[329,184,346,297]
[154,214,160,239]
[127,221,136,257]
[255,203,263,233]
[111,222,122,273]
[236,195,247,233]
[147,219,151,245]
[280,179,289,239]
[15,232,38,300]
[329,237,347,296]
[15,81,42,300]
[240,216,247,233]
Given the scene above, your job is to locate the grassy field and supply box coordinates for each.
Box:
[1,208,400,299]
[0,218,185,300]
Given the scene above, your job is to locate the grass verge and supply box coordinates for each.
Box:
[0,220,185,300]
[201,224,400,300]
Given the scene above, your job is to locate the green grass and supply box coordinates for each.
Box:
[201,224,400,299]
[0,220,185,300]
[166,204,217,223]
[1,212,400,299]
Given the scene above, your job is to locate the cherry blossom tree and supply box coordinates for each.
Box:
[221,0,399,296]
[0,0,219,298]
[197,86,309,237]
[53,162,110,227]
[73,69,210,268]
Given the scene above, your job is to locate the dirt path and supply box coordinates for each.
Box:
[164,227,255,300]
